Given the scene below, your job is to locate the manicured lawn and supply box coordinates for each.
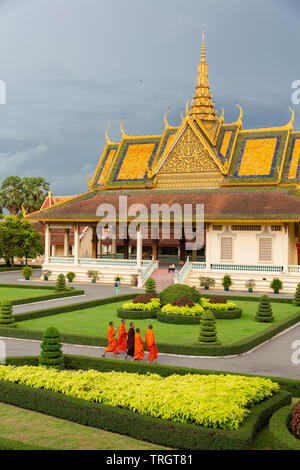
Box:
[0,287,57,303]
[17,299,300,345]
[0,402,169,450]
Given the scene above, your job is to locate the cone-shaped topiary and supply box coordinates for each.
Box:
[198,310,221,345]
[293,283,300,306]
[39,326,64,369]
[255,295,275,323]
[145,277,156,293]
[55,273,66,291]
[0,300,16,328]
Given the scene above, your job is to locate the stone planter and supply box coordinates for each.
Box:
[43,276,48,281]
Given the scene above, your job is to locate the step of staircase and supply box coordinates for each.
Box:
[148,268,175,291]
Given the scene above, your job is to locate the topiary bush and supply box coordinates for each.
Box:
[198,310,221,345]
[255,295,275,323]
[222,275,232,291]
[22,266,33,280]
[160,284,200,306]
[55,273,66,291]
[293,283,300,307]
[132,293,159,304]
[270,278,283,294]
[0,300,16,328]
[290,400,300,439]
[145,277,156,293]
[39,327,64,370]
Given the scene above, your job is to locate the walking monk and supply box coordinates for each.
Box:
[126,322,135,360]
[117,319,127,355]
[134,328,145,361]
[102,321,117,358]
[145,324,158,363]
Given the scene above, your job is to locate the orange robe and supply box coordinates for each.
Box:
[117,323,127,352]
[134,333,145,361]
[105,326,117,354]
[145,329,158,362]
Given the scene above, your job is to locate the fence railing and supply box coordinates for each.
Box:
[49,257,151,269]
[174,257,191,284]
[141,258,157,284]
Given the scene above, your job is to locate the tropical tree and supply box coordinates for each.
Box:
[0,175,50,215]
[0,215,44,266]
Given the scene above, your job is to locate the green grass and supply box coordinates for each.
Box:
[0,402,169,450]
[0,287,58,303]
[17,300,300,346]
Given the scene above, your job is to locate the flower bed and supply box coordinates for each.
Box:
[201,298,242,319]
[117,295,160,319]
[0,365,280,431]
[158,298,204,324]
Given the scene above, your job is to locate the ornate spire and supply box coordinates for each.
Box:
[190,28,217,122]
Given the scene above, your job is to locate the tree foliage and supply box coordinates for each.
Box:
[0,175,50,215]
[0,215,44,266]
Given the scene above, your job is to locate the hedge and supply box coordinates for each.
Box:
[0,377,291,450]
[116,307,158,320]
[3,308,300,356]
[269,405,300,450]
[0,436,50,450]
[212,308,242,319]
[0,284,85,306]
[200,292,293,304]
[6,354,300,397]
[157,311,201,324]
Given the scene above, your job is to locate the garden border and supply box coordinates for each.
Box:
[157,311,201,324]
[0,376,291,450]
[269,405,300,450]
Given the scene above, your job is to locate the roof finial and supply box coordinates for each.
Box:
[164,108,170,127]
[201,24,206,62]
[121,118,126,138]
[105,127,112,145]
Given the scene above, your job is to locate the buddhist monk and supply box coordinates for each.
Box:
[133,328,145,361]
[145,324,158,363]
[117,319,127,354]
[102,321,117,358]
[126,322,135,360]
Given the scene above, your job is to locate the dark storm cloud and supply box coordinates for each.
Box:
[0,0,299,194]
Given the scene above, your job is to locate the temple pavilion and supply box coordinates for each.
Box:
[26,33,300,292]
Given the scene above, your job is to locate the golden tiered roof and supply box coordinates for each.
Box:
[190,29,217,122]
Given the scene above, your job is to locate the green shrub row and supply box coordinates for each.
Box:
[10,289,85,306]
[6,354,300,396]
[199,293,293,304]
[269,405,300,450]
[0,377,291,450]
[116,307,159,320]
[212,308,242,319]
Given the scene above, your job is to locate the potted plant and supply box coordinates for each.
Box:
[222,275,232,291]
[42,270,51,281]
[87,270,99,283]
[245,279,255,293]
[199,276,215,290]
[66,272,76,283]
[22,265,33,280]
[131,274,138,287]
[270,278,282,294]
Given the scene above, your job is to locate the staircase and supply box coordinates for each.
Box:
[150,267,175,291]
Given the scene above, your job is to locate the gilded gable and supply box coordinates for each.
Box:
[159,126,220,174]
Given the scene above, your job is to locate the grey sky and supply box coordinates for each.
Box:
[0,0,299,195]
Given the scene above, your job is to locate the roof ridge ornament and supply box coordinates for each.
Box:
[87,172,92,190]
[164,108,170,127]
[21,203,27,217]
[219,107,224,123]
[121,118,127,138]
[287,106,295,130]
[229,104,243,128]
[105,127,112,145]
[185,99,190,118]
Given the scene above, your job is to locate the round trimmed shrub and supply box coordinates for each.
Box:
[293,283,300,306]
[39,327,64,370]
[0,300,16,328]
[255,295,275,323]
[145,277,156,293]
[198,310,221,345]
[56,273,66,291]
[160,284,200,306]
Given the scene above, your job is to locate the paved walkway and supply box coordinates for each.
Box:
[1,268,300,380]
